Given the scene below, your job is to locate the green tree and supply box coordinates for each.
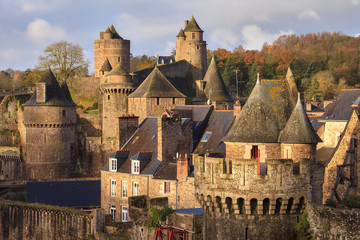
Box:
[222,58,237,87]
[245,63,258,96]
[38,40,89,82]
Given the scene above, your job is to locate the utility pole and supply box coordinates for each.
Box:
[234,70,240,98]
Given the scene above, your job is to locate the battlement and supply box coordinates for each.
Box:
[25,123,77,128]
[100,86,135,94]
[193,154,312,218]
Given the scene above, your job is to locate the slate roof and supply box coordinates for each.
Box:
[60,80,76,106]
[203,57,233,102]
[279,94,322,144]
[153,162,177,180]
[27,180,100,207]
[157,56,175,65]
[184,16,203,32]
[109,24,123,39]
[99,57,112,72]
[107,63,129,76]
[128,67,186,98]
[175,105,214,149]
[194,110,235,154]
[24,69,76,107]
[176,28,186,37]
[223,77,293,143]
[319,89,360,122]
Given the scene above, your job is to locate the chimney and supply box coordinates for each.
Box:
[36,82,46,103]
[306,101,312,112]
[177,153,189,181]
[117,115,139,149]
[157,116,182,161]
[184,20,189,28]
[233,100,242,117]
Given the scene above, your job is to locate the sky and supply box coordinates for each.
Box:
[0,0,359,73]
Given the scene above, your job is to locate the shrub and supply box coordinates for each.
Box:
[92,102,98,109]
[340,195,360,208]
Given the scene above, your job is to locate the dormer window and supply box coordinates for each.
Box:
[132,160,140,174]
[110,158,117,172]
[201,132,212,142]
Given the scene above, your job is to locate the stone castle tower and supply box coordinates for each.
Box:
[94,24,130,78]
[23,70,78,179]
[175,16,207,81]
[95,25,136,145]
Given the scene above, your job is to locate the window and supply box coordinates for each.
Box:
[118,57,121,62]
[229,160,232,174]
[122,181,127,198]
[132,160,140,174]
[108,95,110,100]
[223,159,226,174]
[156,98,159,105]
[122,206,128,222]
[110,158,117,172]
[110,205,116,221]
[164,182,170,193]
[172,97,175,104]
[133,182,139,196]
[62,110,66,117]
[110,180,116,197]
[201,132,212,142]
[251,145,259,159]
[192,33,195,39]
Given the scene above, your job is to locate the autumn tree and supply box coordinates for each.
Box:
[38,40,89,82]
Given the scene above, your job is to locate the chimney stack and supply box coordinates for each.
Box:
[184,20,189,28]
[177,153,189,181]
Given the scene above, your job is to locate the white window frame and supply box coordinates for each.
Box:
[132,160,140,174]
[110,158,117,172]
[122,181,128,198]
[133,182,139,196]
[110,205,116,221]
[122,206,128,222]
[110,179,116,197]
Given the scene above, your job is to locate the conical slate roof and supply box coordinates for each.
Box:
[223,75,293,143]
[176,28,186,37]
[204,57,233,102]
[279,94,322,144]
[107,64,129,76]
[24,69,75,107]
[128,67,186,98]
[60,80,76,106]
[109,24,122,39]
[184,16,203,32]
[99,58,112,72]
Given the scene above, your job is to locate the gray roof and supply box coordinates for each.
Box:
[107,63,129,76]
[24,69,76,107]
[176,28,185,37]
[204,57,233,102]
[99,58,112,72]
[279,95,322,144]
[184,16,203,32]
[194,110,235,154]
[223,78,293,143]
[60,80,76,106]
[157,56,175,65]
[109,24,123,39]
[128,67,186,98]
[319,89,360,121]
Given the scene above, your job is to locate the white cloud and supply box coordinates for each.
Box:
[355,33,360,37]
[116,13,177,42]
[0,49,24,62]
[254,13,271,22]
[210,29,240,50]
[160,41,175,56]
[298,9,320,20]
[351,0,360,5]
[26,18,67,44]
[20,0,69,12]
[241,25,294,50]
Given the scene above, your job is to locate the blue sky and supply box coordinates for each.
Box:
[0,0,359,73]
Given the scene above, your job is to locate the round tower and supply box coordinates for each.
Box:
[175,16,207,81]
[94,25,130,78]
[23,70,77,179]
[100,64,136,144]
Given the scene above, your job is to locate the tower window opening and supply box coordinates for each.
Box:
[108,95,110,100]
[62,110,66,117]
[172,98,175,104]
[197,45,199,49]
[118,57,121,62]
[156,98,159,105]
[192,33,195,39]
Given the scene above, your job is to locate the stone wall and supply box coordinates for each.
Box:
[0,201,103,240]
[0,147,21,180]
[306,204,360,240]
[323,110,360,203]
[324,121,347,147]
